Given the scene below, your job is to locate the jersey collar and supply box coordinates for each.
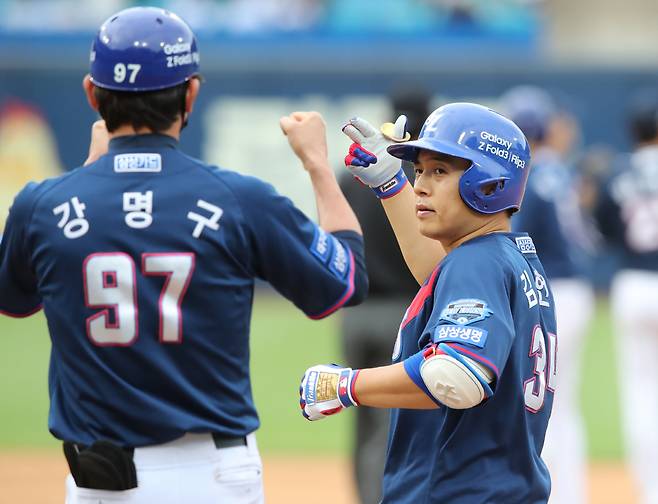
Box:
[453,231,534,251]
[108,133,179,152]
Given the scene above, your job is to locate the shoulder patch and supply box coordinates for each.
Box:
[440,298,492,325]
[310,227,331,262]
[310,227,351,281]
[328,239,349,279]
[515,236,537,254]
[434,325,488,348]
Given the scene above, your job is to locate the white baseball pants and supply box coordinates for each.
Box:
[65,432,264,504]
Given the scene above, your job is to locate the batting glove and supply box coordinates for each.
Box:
[299,364,360,421]
[342,115,410,199]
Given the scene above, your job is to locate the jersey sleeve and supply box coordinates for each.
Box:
[240,177,367,319]
[0,184,42,317]
[420,251,514,388]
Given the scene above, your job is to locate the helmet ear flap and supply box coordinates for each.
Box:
[460,163,514,214]
[480,178,508,197]
[476,178,511,214]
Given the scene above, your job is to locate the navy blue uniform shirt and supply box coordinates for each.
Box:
[386,233,555,504]
[0,134,367,446]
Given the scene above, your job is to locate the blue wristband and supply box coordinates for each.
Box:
[403,350,444,407]
[372,169,408,199]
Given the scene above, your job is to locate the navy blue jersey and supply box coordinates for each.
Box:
[0,134,367,447]
[386,233,556,504]
[594,146,658,271]
[512,149,588,279]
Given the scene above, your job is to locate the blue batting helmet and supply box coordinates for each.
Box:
[90,7,200,92]
[387,102,531,214]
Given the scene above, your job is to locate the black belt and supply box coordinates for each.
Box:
[212,433,248,449]
[69,433,246,455]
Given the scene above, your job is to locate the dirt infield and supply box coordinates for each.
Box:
[0,451,638,503]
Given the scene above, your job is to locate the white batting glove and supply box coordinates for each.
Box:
[299,364,360,421]
[342,115,410,199]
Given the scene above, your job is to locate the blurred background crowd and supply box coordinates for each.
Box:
[1,0,658,503]
[0,0,540,35]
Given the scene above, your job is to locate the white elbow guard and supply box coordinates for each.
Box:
[420,351,495,409]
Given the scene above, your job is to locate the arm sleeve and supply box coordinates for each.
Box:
[416,252,514,392]
[0,184,42,317]
[241,177,368,319]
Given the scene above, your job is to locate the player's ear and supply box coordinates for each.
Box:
[185,77,201,116]
[82,75,99,112]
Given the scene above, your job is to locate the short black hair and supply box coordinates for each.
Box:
[94,81,189,133]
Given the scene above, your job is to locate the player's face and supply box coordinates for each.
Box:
[413,150,481,245]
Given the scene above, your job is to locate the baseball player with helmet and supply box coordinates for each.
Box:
[501,85,595,504]
[594,89,658,504]
[0,7,367,504]
[298,103,557,503]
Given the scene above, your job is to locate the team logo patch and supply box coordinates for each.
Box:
[440,299,492,325]
[338,375,349,396]
[515,236,537,254]
[114,153,162,173]
[434,325,488,348]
